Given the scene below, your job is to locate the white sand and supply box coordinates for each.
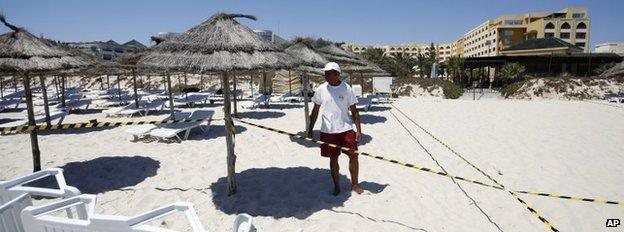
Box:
[1,97,623,231]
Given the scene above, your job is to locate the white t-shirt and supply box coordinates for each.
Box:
[312,81,358,134]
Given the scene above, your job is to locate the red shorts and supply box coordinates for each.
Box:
[320,130,358,158]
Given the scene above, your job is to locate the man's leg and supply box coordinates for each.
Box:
[330,155,340,196]
[349,155,363,194]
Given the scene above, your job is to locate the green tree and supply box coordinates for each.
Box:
[361,48,393,75]
[445,55,465,82]
[500,63,526,80]
[389,53,417,80]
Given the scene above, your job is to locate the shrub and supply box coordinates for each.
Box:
[413,78,463,99]
[500,80,527,98]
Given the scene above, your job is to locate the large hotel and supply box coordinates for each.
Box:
[342,7,590,62]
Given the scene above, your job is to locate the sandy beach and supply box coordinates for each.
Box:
[1,97,623,231]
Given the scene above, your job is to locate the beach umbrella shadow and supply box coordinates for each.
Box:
[189,125,248,141]
[289,130,372,148]
[28,156,160,194]
[360,114,387,124]
[235,111,285,119]
[210,167,387,219]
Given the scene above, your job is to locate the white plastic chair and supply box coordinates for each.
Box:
[21,194,206,232]
[240,95,270,109]
[233,213,255,232]
[0,168,81,232]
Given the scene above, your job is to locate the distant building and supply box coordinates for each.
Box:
[151,32,181,45]
[595,42,624,55]
[499,38,583,56]
[66,39,146,61]
[253,29,288,46]
[455,7,590,58]
[341,42,454,62]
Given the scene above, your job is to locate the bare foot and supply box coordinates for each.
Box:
[333,187,341,196]
[352,184,363,194]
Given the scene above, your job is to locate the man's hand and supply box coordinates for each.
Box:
[355,131,362,142]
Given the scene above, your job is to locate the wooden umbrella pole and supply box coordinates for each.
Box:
[360,72,364,95]
[38,75,51,126]
[303,72,311,134]
[162,75,167,92]
[200,74,204,91]
[52,76,59,97]
[222,72,237,196]
[106,74,110,89]
[147,75,151,91]
[1,76,4,98]
[60,76,66,108]
[262,71,268,107]
[233,74,238,115]
[288,70,292,95]
[183,72,188,101]
[23,74,42,172]
[132,68,139,108]
[117,75,122,104]
[166,71,175,118]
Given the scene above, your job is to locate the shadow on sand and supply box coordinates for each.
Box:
[210,167,387,219]
[235,111,285,119]
[289,130,372,148]
[187,125,248,141]
[46,156,160,194]
[360,114,387,124]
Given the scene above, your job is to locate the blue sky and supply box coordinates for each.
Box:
[1,0,622,48]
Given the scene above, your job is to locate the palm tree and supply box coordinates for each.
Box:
[500,62,526,80]
[389,53,417,80]
[415,53,428,78]
[446,55,465,83]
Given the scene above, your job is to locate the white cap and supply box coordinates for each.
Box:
[321,62,341,73]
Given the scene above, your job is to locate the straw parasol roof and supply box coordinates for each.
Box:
[316,44,377,73]
[0,14,96,74]
[139,13,298,73]
[285,39,328,76]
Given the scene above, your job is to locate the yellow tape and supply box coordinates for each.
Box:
[0,118,222,134]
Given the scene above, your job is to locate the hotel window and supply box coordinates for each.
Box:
[504,20,522,25]
[576,22,587,29]
[545,32,555,38]
[503,30,514,45]
[576,33,586,39]
[572,13,585,19]
[561,22,571,30]
[560,32,570,39]
[545,22,555,29]
[575,42,585,47]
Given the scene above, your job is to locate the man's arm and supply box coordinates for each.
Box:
[349,105,362,141]
[307,104,320,138]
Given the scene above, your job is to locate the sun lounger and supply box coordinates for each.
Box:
[0,98,21,111]
[56,99,92,111]
[356,95,374,111]
[148,110,214,142]
[125,111,192,141]
[0,110,67,127]
[233,213,255,232]
[240,95,270,109]
[167,93,210,108]
[119,99,166,117]
[21,194,207,232]
[0,168,81,232]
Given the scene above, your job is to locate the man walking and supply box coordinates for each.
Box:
[307,62,363,196]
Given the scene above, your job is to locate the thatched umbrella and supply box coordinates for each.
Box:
[139,13,298,195]
[317,44,387,94]
[285,39,328,134]
[0,14,96,171]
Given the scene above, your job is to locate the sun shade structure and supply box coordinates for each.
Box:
[0,14,97,172]
[285,39,329,134]
[138,12,299,196]
[317,44,388,93]
[601,61,624,78]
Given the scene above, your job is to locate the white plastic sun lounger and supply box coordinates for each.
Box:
[240,95,270,109]
[0,98,21,111]
[56,99,92,111]
[356,96,373,111]
[21,194,206,232]
[0,168,81,232]
[0,111,67,128]
[103,102,140,117]
[233,214,255,232]
[125,111,192,141]
[119,99,165,117]
[148,110,214,142]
